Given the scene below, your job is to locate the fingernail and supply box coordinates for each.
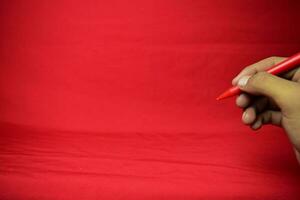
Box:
[238,76,251,87]
[252,121,262,130]
[242,111,248,121]
[232,77,238,85]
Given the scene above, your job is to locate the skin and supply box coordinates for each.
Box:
[231,56,300,164]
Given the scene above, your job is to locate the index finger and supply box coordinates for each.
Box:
[232,56,286,86]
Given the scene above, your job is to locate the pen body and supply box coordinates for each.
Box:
[217,52,300,100]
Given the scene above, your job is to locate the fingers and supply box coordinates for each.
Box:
[233,56,300,134]
[281,67,299,80]
[232,56,286,85]
[282,67,300,82]
[237,72,299,108]
[241,97,269,125]
[236,93,251,108]
[242,107,256,124]
[251,111,282,130]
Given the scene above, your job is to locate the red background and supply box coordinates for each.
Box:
[1,0,300,199]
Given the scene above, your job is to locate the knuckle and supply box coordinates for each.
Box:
[244,66,251,71]
[265,56,285,64]
[250,72,269,86]
[265,56,277,62]
[241,66,251,73]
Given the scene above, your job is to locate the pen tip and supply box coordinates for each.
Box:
[216,91,229,101]
[216,86,240,101]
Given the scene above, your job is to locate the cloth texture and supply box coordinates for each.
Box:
[1,0,300,199]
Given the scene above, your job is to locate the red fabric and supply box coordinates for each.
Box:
[1,0,300,199]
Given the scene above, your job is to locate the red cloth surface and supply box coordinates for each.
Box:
[1,0,300,199]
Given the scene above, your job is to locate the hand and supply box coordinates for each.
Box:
[232,56,300,164]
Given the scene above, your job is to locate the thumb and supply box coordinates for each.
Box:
[237,72,298,107]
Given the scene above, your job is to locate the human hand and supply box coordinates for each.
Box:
[232,56,300,163]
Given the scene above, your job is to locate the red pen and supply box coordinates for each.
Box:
[216,52,300,100]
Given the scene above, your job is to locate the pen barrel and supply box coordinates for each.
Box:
[217,52,300,100]
[229,86,241,96]
[267,52,300,75]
